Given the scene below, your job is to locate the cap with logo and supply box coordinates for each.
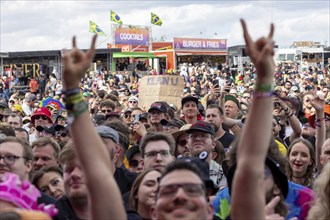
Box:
[148,102,167,113]
[187,121,215,136]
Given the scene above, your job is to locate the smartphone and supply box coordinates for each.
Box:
[133,114,140,124]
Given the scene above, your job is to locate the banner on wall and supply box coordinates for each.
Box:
[114,27,150,46]
[138,75,185,109]
[173,37,227,50]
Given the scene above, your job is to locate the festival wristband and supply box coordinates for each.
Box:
[254,83,273,92]
[65,93,84,105]
[253,91,274,98]
[63,88,81,96]
[314,118,325,127]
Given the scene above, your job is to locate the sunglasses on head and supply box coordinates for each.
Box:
[101,109,112,113]
[34,115,48,120]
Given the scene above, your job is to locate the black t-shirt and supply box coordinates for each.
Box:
[114,166,138,195]
[218,132,235,149]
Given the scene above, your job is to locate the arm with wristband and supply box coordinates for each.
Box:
[61,35,126,220]
[231,19,276,220]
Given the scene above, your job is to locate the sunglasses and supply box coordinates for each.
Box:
[101,109,112,113]
[9,100,15,104]
[34,115,49,120]
[177,139,187,146]
[56,131,68,137]
[129,101,137,104]
[124,114,131,118]
[128,159,139,168]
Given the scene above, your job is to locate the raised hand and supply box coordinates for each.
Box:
[62,35,97,90]
[311,95,325,112]
[240,19,275,81]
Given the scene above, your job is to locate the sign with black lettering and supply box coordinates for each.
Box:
[139,75,185,109]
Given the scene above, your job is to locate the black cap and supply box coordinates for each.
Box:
[54,124,69,133]
[148,102,167,113]
[160,118,186,128]
[187,121,215,136]
[126,145,141,161]
[227,157,288,199]
[181,96,198,107]
[139,112,148,120]
[176,151,218,195]
[36,125,56,135]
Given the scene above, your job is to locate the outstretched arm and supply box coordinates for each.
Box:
[62,35,126,220]
[231,19,275,220]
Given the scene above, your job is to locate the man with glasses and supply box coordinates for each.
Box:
[139,132,175,172]
[54,124,71,149]
[187,121,227,189]
[99,100,115,116]
[128,96,139,108]
[152,159,214,220]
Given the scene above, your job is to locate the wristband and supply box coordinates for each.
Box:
[314,118,325,127]
[287,111,294,118]
[65,93,84,105]
[63,88,81,96]
[253,91,274,98]
[254,83,273,92]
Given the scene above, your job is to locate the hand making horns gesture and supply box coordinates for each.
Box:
[240,19,275,80]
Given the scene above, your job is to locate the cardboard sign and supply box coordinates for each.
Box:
[139,75,185,110]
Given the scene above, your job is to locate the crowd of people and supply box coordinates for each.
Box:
[0,19,330,220]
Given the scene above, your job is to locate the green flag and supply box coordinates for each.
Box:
[89,21,106,36]
[110,10,123,24]
[151,12,162,26]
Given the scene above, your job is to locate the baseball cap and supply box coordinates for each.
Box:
[181,96,198,107]
[225,95,240,108]
[26,94,36,102]
[126,145,141,161]
[172,124,192,141]
[36,125,56,135]
[160,118,185,128]
[31,107,52,126]
[12,104,23,113]
[96,125,119,144]
[128,96,139,102]
[148,102,167,113]
[139,112,148,120]
[175,151,218,195]
[227,157,289,199]
[187,121,215,136]
[54,124,69,133]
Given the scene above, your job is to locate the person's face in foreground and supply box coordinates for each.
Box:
[153,169,213,220]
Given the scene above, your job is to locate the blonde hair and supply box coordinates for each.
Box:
[307,163,330,220]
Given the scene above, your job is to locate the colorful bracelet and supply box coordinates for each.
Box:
[314,118,325,127]
[254,83,273,92]
[253,91,274,98]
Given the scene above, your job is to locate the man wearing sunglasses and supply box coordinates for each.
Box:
[128,96,139,108]
[54,124,71,149]
[30,107,53,142]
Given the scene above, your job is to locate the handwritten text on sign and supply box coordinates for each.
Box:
[139,75,185,109]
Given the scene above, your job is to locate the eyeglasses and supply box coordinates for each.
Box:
[177,139,187,146]
[101,109,112,114]
[34,115,49,120]
[124,114,131,118]
[56,132,68,137]
[188,133,212,140]
[144,150,171,158]
[157,183,205,198]
[0,155,25,165]
[128,159,139,168]
[129,101,137,104]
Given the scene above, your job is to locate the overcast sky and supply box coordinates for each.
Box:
[1,0,329,52]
